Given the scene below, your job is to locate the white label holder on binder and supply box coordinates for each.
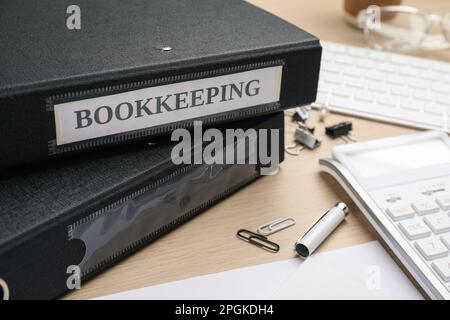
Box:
[53,66,283,145]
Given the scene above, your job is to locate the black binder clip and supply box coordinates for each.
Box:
[325,121,356,143]
[236,229,280,253]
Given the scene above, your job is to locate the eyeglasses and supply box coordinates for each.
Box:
[357,5,450,51]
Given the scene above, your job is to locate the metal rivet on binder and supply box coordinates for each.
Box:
[236,229,280,253]
[156,45,172,51]
[0,278,10,300]
[257,217,296,236]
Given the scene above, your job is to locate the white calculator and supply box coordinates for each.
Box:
[320,131,450,300]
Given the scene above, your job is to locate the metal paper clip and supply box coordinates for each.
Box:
[236,229,280,253]
[257,217,296,236]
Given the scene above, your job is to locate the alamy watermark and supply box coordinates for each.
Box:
[366,265,382,290]
[66,5,81,30]
[66,265,81,290]
[170,121,280,175]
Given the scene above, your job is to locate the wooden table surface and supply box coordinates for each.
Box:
[66,0,450,299]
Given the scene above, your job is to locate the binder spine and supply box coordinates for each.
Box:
[46,60,284,156]
[47,102,280,156]
[70,163,259,279]
[67,132,261,279]
[46,60,283,111]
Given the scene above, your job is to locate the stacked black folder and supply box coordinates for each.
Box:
[0,0,321,299]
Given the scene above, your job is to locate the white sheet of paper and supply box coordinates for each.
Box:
[95,259,300,300]
[273,241,422,300]
[95,241,423,300]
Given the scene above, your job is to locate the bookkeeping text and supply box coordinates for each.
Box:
[74,80,261,129]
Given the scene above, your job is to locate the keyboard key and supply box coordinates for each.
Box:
[424,214,450,234]
[441,234,450,249]
[343,67,361,78]
[437,94,450,105]
[332,86,353,98]
[322,62,340,73]
[431,82,450,94]
[365,71,384,81]
[368,51,387,61]
[398,219,431,240]
[335,55,353,65]
[348,46,366,57]
[412,59,430,69]
[366,80,387,93]
[415,238,448,260]
[431,257,450,281]
[421,70,441,81]
[327,42,346,53]
[398,66,419,77]
[413,201,440,215]
[424,103,445,116]
[409,79,429,89]
[391,85,412,97]
[390,54,410,65]
[315,92,327,105]
[386,205,415,221]
[437,196,450,211]
[356,58,374,69]
[355,91,374,103]
[400,99,423,111]
[317,82,331,94]
[443,74,450,83]
[377,62,395,73]
[345,77,365,88]
[378,94,398,107]
[414,90,434,102]
[321,51,334,62]
[432,61,450,73]
[322,73,342,85]
[386,74,405,85]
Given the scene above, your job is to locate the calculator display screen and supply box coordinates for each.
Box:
[345,139,450,178]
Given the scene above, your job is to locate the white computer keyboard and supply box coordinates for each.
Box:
[315,41,450,131]
[370,177,450,293]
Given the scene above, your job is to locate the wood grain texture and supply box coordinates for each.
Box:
[65,0,449,299]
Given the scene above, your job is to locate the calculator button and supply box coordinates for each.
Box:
[441,234,450,249]
[386,205,415,221]
[398,219,431,240]
[437,196,450,211]
[414,238,448,260]
[431,257,450,281]
[412,201,440,215]
[424,214,450,234]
